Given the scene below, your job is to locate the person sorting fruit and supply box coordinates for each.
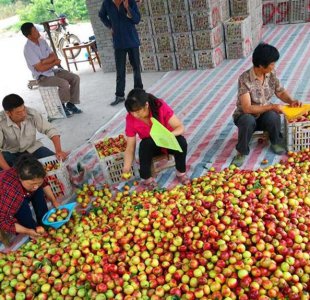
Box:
[231,43,302,167]
[0,93,68,170]
[0,155,59,239]
[122,88,189,188]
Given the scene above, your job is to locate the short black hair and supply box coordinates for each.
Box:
[20,22,35,38]
[2,94,24,111]
[14,154,46,181]
[252,43,280,68]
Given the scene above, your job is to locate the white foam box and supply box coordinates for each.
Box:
[175,51,197,70]
[190,8,222,30]
[224,15,251,42]
[157,53,177,71]
[192,24,224,50]
[225,37,253,59]
[173,32,194,51]
[195,43,226,69]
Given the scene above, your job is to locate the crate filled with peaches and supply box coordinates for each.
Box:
[39,155,73,202]
[92,134,139,185]
[285,110,310,152]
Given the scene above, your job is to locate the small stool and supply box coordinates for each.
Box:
[253,131,269,143]
[151,154,175,177]
[38,86,67,121]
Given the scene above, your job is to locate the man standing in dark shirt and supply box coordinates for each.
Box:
[99,0,144,106]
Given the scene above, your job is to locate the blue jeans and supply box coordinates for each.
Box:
[14,187,49,229]
[2,147,54,168]
[114,47,143,97]
[234,111,283,155]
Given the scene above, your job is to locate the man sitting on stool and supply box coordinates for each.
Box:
[21,22,82,117]
[0,94,68,170]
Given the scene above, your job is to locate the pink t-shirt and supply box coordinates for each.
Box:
[125,99,174,139]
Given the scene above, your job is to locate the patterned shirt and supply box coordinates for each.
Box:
[233,67,285,120]
[0,107,59,154]
[0,168,30,233]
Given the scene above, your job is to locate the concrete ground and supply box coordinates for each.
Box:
[0,21,165,152]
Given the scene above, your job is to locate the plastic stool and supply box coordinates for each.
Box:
[151,154,175,177]
[38,87,67,121]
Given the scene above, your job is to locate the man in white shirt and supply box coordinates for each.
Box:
[21,22,82,116]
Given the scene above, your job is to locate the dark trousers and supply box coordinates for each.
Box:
[139,136,188,179]
[14,187,48,229]
[114,47,143,97]
[234,111,283,155]
[2,147,54,168]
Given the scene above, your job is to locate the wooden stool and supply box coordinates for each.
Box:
[151,154,175,177]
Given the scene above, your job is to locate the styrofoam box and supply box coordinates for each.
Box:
[136,16,153,36]
[148,0,169,16]
[224,16,251,42]
[167,0,189,12]
[262,0,276,25]
[285,119,310,152]
[154,33,175,53]
[39,155,73,201]
[151,15,172,35]
[192,24,224,50]
[170,13,192,33]
[225,37,253,59]
[188,0,218,11]
[157,53,177,71]
[190,8,221,30]
[138,0,150,16]
[173,32,194,51]
[220,0,231,21]
[195,43,226,69]
[140,35,156,54]
[140,54,159,72]
[275,0,290,24]
[175,51,196,70]
[290,0,307,23]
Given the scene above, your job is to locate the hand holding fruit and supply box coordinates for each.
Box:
[122,172,132,180]
[289,99,302,107]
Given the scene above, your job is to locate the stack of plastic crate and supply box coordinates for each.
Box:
[224,15,253,59]
[262,0,276,25]
[289,0,309,23]
[137,0,158,72]
[189,0,225,69]
[169,0,195,70]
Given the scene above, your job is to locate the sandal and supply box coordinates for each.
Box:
[176,174,191,185]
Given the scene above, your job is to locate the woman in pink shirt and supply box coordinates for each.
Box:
[123,89,188,188]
